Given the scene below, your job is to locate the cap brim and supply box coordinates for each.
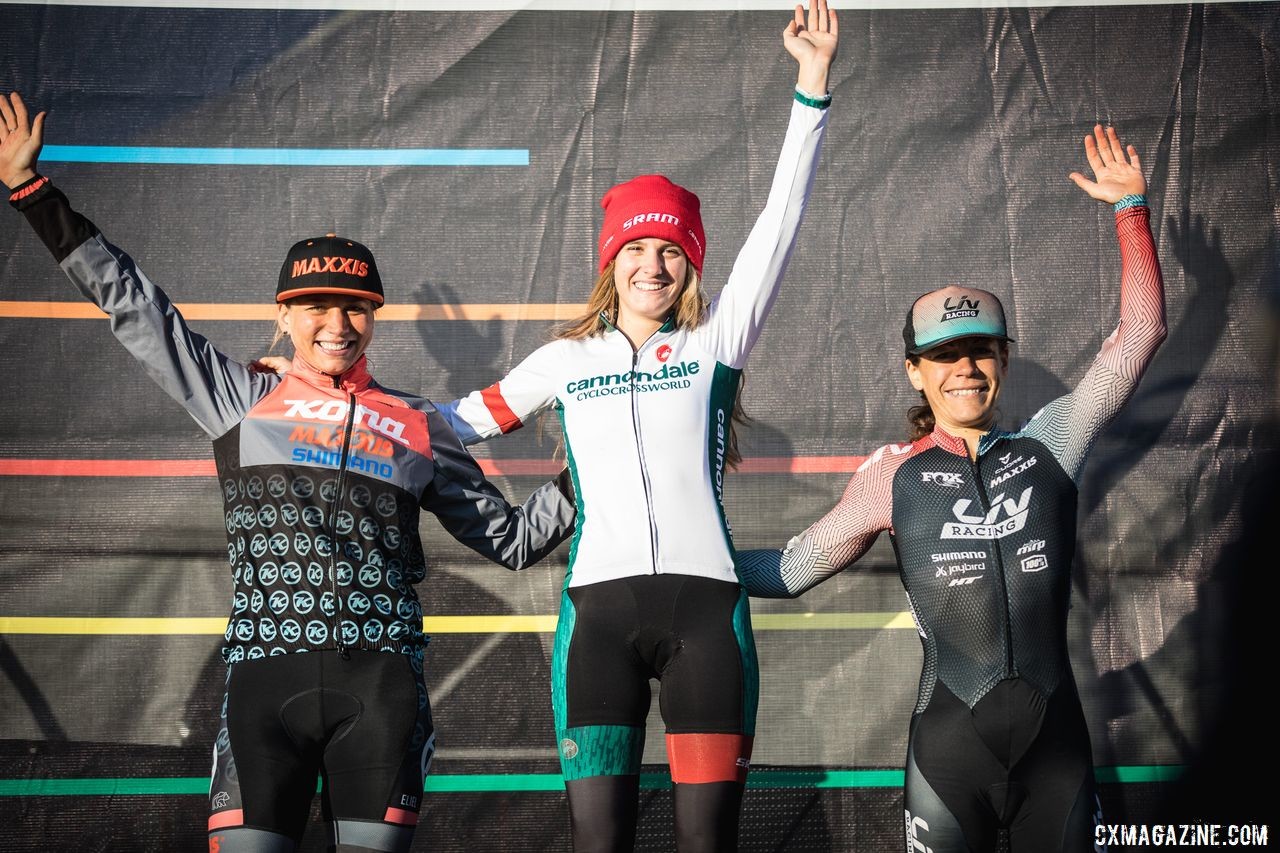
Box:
[907,331,1014,356]
[276,286,385,305]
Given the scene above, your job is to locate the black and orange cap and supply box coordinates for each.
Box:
[276,234,384,305]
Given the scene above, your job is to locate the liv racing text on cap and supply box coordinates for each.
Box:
[903,286,1013,356]
[597,174,706,273]
[276,234,384,305]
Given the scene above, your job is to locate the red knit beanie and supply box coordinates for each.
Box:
[597,174,705,273]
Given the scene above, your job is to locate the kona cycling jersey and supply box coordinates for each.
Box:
[441,99,829,589]
[10,177,576,662]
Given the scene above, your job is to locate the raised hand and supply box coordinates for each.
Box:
[0,92,45,189]
[784,0,838,96]
[1069,125,1146,204]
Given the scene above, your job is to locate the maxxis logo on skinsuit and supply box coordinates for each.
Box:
[941,487,1033,539]
[566,360,700,401]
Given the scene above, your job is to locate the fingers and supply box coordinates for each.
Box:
[31,110,45,144]
[1083,131,1105,176]
[1092,124,1113,166]
[0,93,16,132]
[794,3,805,32]
[12,91,28,128]
[1126,144,1141,173]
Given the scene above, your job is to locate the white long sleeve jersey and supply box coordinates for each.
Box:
[443,99,829,588]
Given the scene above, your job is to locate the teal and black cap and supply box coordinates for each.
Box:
[903,286,1013,356]
[277,233,384,305]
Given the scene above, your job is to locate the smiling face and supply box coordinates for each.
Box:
[905,336,1009,436]
[612,237,689,336]
[276,294,376,376]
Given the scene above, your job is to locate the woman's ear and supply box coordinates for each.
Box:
[276,302,291,335]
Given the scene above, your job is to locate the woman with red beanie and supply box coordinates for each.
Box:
[442,3,838,849]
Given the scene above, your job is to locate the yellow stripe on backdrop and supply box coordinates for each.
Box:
[0,613,915,635]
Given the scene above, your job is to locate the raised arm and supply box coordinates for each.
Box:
[1,92,272,438]
[420,407,575,569]
[1021,126,1167,480]
[698,1,837,368]
[740,441,902,598]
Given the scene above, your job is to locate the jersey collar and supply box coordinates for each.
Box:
[289,354,375,392]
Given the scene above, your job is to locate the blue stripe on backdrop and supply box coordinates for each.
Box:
[39,146,530,167]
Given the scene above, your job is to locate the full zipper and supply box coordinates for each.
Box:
[970,450,1016,679]
[628,345,661,574]
[327,378,357,658]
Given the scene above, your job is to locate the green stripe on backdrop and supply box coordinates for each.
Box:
[0,766,1183,796]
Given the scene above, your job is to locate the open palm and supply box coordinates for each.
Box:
[1069,124,1146,204]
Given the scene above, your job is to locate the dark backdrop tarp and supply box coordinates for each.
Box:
[1,2,1277,850]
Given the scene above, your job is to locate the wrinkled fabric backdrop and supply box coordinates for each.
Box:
[1,1,1276,850]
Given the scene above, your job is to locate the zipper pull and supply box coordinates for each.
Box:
[337,642,350,660]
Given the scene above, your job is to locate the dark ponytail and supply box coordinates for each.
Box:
[905,354,933,441]
[907,392,935,441]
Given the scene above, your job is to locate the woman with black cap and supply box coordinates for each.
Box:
[737,125,1167,852]
[440,3,838,850]
[0,90,575,853]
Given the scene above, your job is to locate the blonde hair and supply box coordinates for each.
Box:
[554,260,751,469]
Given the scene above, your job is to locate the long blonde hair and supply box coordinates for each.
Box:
[555,260,750,469]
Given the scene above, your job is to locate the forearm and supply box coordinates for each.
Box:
[1113,201,1168,372]
[738,531,846,599]
[708,95,830,364]
[9,177,260,436]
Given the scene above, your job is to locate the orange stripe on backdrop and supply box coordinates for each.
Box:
[0,457,867,477]
[0,302,587,321]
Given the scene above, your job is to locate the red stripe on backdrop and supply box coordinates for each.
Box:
[0,456,868,477]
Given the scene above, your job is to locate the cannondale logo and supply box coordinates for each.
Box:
[561,739,579,760]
